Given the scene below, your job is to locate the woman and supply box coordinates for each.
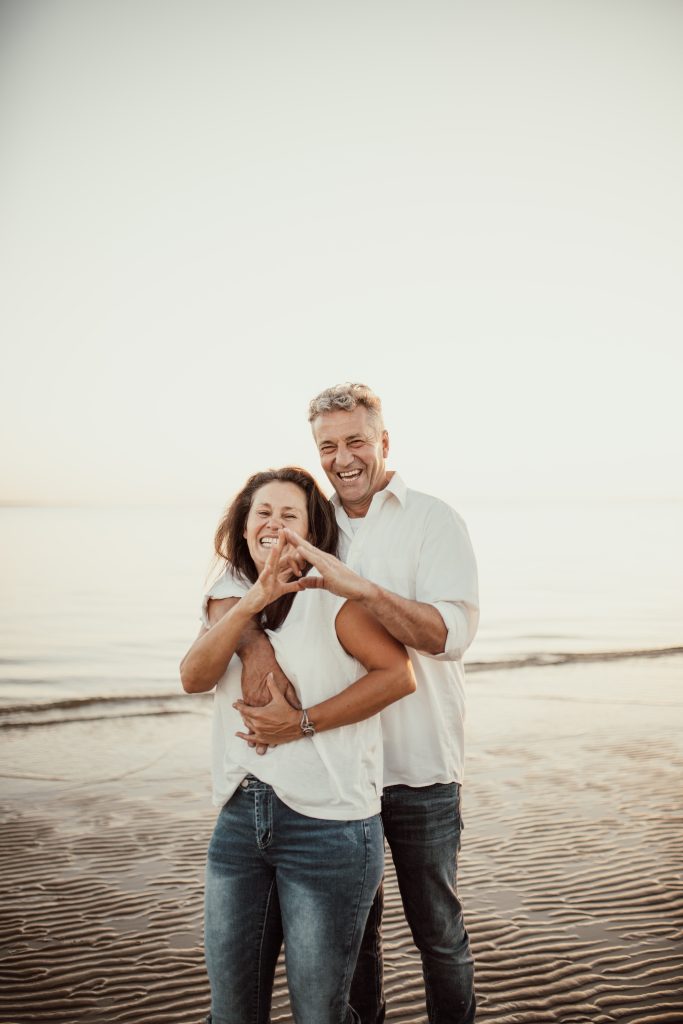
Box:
[180,467,415,1024]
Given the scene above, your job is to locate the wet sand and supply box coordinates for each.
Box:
[1,655,682,1023]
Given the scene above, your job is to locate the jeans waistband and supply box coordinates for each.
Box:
[240,774,270,791]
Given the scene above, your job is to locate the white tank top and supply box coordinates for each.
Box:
[204,581,383,820]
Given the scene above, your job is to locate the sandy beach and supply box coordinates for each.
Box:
[1,654,682,1024]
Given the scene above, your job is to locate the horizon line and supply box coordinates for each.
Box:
[2,494,683,510]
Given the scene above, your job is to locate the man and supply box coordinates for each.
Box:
[218,383,479,1024]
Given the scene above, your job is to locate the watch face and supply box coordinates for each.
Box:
[300,710,315,736]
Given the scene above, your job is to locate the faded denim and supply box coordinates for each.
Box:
[204,776,384,1024]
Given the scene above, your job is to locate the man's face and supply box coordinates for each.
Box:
[312,406,389,517]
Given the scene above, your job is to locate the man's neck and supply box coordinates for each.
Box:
[341,471,393,519]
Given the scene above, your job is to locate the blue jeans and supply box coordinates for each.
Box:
[349,782,476,1024]
[204,776,384,1024]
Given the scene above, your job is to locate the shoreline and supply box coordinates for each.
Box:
[2,646,682,731]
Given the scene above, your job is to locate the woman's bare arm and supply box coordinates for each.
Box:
[180,597,253,693]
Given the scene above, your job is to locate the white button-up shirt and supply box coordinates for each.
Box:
[331,473,478,787]
[203,472,479,788]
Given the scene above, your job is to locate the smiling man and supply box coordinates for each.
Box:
[316,403,389,516]
[303,384,479,1024]
[230,382,480,1024]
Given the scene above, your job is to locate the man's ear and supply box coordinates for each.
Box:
[382,430,389,458]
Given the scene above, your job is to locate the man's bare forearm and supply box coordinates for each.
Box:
[235,662,416,746]
[281,528,447,655]
[234,615,265,659]
[357,581,447,655]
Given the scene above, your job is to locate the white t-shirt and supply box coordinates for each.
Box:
[206,473,479,789]
[202,582,382,820]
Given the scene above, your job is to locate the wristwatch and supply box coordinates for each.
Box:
[300,709,316,737]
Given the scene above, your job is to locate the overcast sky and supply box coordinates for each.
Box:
[1,0,681,507]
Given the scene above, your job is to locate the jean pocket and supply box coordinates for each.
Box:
[384,784,461,846]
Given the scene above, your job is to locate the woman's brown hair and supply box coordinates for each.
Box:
[214,467,339,630]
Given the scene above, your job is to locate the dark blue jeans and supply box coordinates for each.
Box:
[349,782,476,1024]
[204,776,384,1024]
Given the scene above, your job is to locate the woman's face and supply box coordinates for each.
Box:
[243,480,310,571]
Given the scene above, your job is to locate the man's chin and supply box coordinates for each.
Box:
[335,475,365,495]
[338,487,366,505]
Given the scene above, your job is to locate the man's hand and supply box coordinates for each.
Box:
[234,674,303,748]
[282,529,373,602]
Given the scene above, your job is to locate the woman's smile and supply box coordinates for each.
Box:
[243,481,309,571]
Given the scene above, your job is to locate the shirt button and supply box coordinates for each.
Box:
[240,778,249,788]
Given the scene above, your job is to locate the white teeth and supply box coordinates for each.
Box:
[339,470,361,479]
[259,537,278,547]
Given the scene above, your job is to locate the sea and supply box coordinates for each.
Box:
[1,499,681,728]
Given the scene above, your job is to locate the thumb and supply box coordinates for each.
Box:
[295,575,325,591]
[266,673,284,701]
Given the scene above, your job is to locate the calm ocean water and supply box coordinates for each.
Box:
[1,500,681,725]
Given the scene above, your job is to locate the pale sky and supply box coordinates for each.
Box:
[1,0,682,507]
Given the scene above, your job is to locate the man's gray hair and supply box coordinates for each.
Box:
[307,382,384,429]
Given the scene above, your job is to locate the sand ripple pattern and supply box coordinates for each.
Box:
[1,658,682,1023]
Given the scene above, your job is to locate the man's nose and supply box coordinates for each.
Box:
[335,446,354,467]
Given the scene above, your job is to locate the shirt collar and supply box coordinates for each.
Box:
[382,471,407,507]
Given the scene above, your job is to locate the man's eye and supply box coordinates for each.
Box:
[350,441,364,448]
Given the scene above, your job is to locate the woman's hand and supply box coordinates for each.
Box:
[241,532,306,615]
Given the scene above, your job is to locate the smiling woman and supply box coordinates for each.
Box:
[211,467,338,631]
[178,465,416,1024]
[247,486,305,552]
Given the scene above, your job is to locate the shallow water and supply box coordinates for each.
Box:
[1,499,681,725]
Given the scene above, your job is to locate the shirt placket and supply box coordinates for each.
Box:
[346,495,387,573]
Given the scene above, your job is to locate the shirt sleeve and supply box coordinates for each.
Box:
[415,501,480,661]
[200,568,250,628]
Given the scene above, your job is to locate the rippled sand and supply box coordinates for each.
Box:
[1,656,682,1023]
